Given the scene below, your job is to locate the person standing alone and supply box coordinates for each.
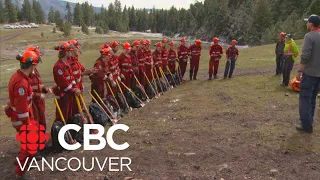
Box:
[296,14,320,133]
[275,32,286,75]
[280,34,299,86]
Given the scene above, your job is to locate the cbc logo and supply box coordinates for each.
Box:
[15,120,50,154]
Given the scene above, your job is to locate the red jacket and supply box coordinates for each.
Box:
[68,57,86,90]
[226,46,239,59]
[168,49,177,64]
[118,53,133,76]
[210,44,223,60]
[90,58,109,98]
[7,70,34,128]
[178,45,189,61]
[145,49,153,68]
[153,50,162,68]
[53,59,78,97]
[29,68,48,99]
[161,47,169,67]
[129,50,139,74]
[107,56,120,81]
[137,48,146,72]
[189,44,201,60]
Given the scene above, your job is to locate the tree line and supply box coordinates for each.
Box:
[1,0,320,45]
[0,0,45,24]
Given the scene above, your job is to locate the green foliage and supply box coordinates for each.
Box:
[95,26,103,34]
[48,6,54,23]
[63,22,72,37]
[81,22,89,35]
[4,0,17,23]
[73,3,82,27]
[0,0,5,23]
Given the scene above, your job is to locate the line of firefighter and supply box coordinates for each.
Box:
[5,37,238,179]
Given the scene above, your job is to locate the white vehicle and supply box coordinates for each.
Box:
[3,25,12,29]
[30,23,39,28]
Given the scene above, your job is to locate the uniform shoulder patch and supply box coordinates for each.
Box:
[18,88,25,96]
[58,69,63,75]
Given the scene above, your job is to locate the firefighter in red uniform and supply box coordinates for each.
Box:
[6,50,40,179]
[177,37,189,80]
[144,40,154,82]
[53,42,81,123]
[118,42,133,91]
[161,38,169,71]
[209,37,223,80]
[137,40,147,87]
[153,42,163,76]
[189,40,202,80]
[24,46,51,130]
[110,40,120,59]
[168,41,177,73]
[68,39,92,91]
[224,40,239,79]
[90,48,114,101]
[129,40,140,89]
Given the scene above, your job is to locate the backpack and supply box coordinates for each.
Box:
[133,85,147,102]
[89,103,108,126]
[68,114,85,142]
[124,91,141,108]
[116,93,129,113]
[106,95,123,118]
[51,120,74,152]
[146,82,156,99]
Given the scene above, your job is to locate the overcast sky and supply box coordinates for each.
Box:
[67,0,203,9]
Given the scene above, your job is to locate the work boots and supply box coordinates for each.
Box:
[189,70,193,80]
[193,72,197,80]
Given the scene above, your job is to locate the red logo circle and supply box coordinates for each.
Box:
[16,120,50,155]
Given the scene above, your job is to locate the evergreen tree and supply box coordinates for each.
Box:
[65,2,72,23]
[0,0,5,23]
[122,5,129,32]
[4,0,17,23]
[54,10,61,24]
[21,0,36,22]
[73,3,83,27]
[48,6,54,23]
[33,0,45,24]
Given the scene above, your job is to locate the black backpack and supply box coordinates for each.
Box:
[146,83,156,99]
[68,114,85,142]
[51,120,74,152]
[133,85,147,102]
[124,90,141,108]
[116,93,129,113]
[106,95,123,118]
[89,103,108,126]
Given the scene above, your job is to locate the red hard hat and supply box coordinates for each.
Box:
[231,40,237,45]
[280,32,286,38]
[162,38,168,43]
[55,42,74,51]
[195,39,201,45]
[132,40,140,47]
[146,40,151,45]
[19,51,41,65]
[100,48,111,56]
[69,39,80,48]
[26,46,44,56]
[123,42,131,50]
[181,37,186,42]
[169,41,175,46]
[155,42,162,47]
[100,43,110,50]
[140,40,146,45]
[290,77,300,92]
[110,41,120,48]
[213,37,219,43]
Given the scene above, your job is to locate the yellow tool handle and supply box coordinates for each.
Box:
[54,98,66,122]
